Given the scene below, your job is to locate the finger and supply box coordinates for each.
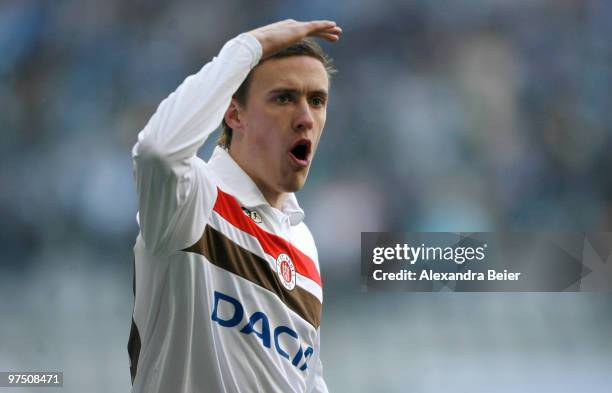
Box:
[317,26,342,34]
[305,20,337,33]
[323,26,342,35]
[307,26,342,42]
[315,32,341,42]
[310,20,336,27]
[315,26,342,36]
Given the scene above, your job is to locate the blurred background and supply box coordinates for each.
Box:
[1,0,611,392]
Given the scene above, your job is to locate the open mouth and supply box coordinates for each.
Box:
[289,139,312,167]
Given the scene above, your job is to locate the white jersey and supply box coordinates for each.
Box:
[129,33,328,393]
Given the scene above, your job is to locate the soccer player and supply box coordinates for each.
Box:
[128,19,342,393]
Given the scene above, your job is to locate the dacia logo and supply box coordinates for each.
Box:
[241,207,262,224]
[211,291,313,372]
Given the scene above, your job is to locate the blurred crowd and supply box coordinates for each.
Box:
[1,1,611,391]
[2,0,611,272]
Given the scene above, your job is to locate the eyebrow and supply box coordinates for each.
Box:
[268,87,328,98]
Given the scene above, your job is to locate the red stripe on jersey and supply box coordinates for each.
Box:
[213,187,322,287]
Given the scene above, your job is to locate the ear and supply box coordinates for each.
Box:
[224,98,244,132]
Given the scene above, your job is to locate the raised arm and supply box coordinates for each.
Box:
[132,33,262,253]
[132,20,341,254]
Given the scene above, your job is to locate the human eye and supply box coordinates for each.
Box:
[274,93,293,104]
[309,95,326,108]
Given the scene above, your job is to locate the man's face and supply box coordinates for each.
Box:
[233,55,329,197]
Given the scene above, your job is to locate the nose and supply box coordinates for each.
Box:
[292,99,314,132]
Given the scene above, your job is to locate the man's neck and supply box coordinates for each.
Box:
[254,180,286,210]
[228,147,286,210]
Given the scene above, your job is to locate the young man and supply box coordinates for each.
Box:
[129,20,342,393]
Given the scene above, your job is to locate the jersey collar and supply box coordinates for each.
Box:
[208,146,305,226]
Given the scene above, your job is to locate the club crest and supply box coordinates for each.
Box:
[276,253,296,291]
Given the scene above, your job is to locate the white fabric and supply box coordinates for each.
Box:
[130,32,328,393]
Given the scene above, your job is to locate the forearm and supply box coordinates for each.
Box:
[132,33,261,168]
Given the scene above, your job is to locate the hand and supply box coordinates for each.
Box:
[248,19,342,59]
